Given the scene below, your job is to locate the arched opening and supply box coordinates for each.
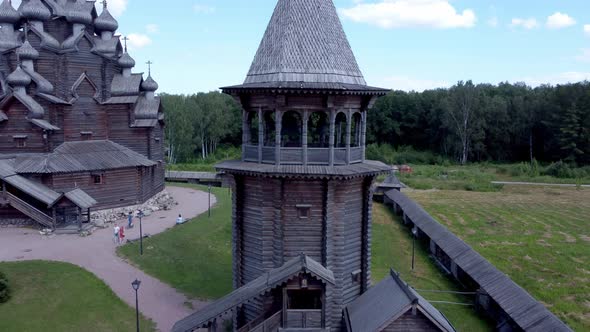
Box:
[335,112,347,148]
[247,111,259,145]
[307,112,329,148]
[351,112,362,147]
[281,111,302,147]
[264,111,276,147]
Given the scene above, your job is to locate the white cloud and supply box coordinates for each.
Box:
[518,72,590,87]
[377,76,450,92]
[126,33,152,50]
[339,0,476,29]
[510,18,539,30]
[146,24,159,34]
[488,17,498,28]
[584,24,590,36]
[96,0,128,17]
[546,12,576,29]
[193,4,216,14]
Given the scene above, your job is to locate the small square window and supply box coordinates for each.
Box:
[296,204,311,219]
[93,175,103,184]
[81,132,93,140]
[351,269,362,283]
[15,138,27,148]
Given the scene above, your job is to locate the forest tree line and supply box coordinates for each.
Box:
[162,81,590,165]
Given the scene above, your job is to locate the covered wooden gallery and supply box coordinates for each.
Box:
[384,190,572,332]
[0,0,165,228]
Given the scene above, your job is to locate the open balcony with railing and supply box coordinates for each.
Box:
[241,109,367,166]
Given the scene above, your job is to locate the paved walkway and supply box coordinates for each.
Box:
[0,186,217,332]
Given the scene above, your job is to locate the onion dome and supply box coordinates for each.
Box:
[66,2,92,25]
[20,0,51,21]
[7,65,31,86]
[118,52,135,68]
[141,75,158,92]
[94,7,118,32]
[0,0,21,24]
[16,40,39,60]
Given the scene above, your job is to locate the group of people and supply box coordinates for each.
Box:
[113,212,134,245]
[112,211,185,245]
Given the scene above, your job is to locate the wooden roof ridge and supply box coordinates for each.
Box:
[173,254,335,332]
[345,268,456,332]
[243,0,367,87]
[384,189,573,332]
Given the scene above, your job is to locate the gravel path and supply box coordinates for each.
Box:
[0,186,216,332]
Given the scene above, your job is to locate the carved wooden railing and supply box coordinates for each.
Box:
[6,192,54,228]
[285,309,322,329]
[238,310,282,332]
[243,145,363,165]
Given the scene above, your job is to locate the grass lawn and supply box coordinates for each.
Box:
[118,183,233,299]
[407,186,590,331]
[398,164,590,192]
[372,203,493,331]
[0,261,155,332]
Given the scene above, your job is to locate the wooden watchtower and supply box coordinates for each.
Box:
[215,0,391,330]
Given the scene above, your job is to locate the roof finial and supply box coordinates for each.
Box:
[146,60,153,76]
[101,0,108,10]
[122,36,129,52]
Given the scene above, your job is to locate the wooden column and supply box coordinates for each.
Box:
[345,110,352,165]
[78,207,82,231]
[302,110,309,165]
[361,111,367,162]
[275,110,282,166]
[329,110,336,166]
[258,108,263,163]
[242,110,248,162]
[52,208,56,230]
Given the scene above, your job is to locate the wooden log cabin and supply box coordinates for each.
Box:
[0,0,164,229]
[175,1,455,331]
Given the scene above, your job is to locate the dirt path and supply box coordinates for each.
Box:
[492,181,590,187]
[0,186,216,332]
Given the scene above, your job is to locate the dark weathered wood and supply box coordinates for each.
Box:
[0,2,165,227]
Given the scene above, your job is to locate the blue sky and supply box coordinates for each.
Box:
[88,0,590,93]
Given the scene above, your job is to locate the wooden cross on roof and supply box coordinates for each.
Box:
[122,36,130,52]
[101,0,108,9]
[146,60,153,75]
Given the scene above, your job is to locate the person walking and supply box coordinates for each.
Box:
[127,212,134,228]
[114,225,120,244]
[119,225,125,244]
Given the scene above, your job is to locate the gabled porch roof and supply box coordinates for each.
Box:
[173,254,335,332]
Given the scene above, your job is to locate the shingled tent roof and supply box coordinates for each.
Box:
[222,0,388,94]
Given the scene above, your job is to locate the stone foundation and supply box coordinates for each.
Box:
[90,190,177,228]
[0,218,34,228]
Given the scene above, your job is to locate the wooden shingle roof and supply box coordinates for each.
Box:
[345,270,456,332]
[13,140,156,174]
[231,0,380,92]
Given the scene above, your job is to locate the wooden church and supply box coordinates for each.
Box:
[0,0,164,229]
[175,1,455,331]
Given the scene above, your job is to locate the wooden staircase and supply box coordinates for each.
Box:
[6,192,55,229]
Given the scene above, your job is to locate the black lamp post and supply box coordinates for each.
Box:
[138,210,144,255]
[208,184,212,218]
[131,279,141,332]
[411,226,418,271]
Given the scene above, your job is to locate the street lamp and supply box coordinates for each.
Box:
[131,279,141,332]
[411,226,418,271]
[208,184,212,218]
[138,210,144,255]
